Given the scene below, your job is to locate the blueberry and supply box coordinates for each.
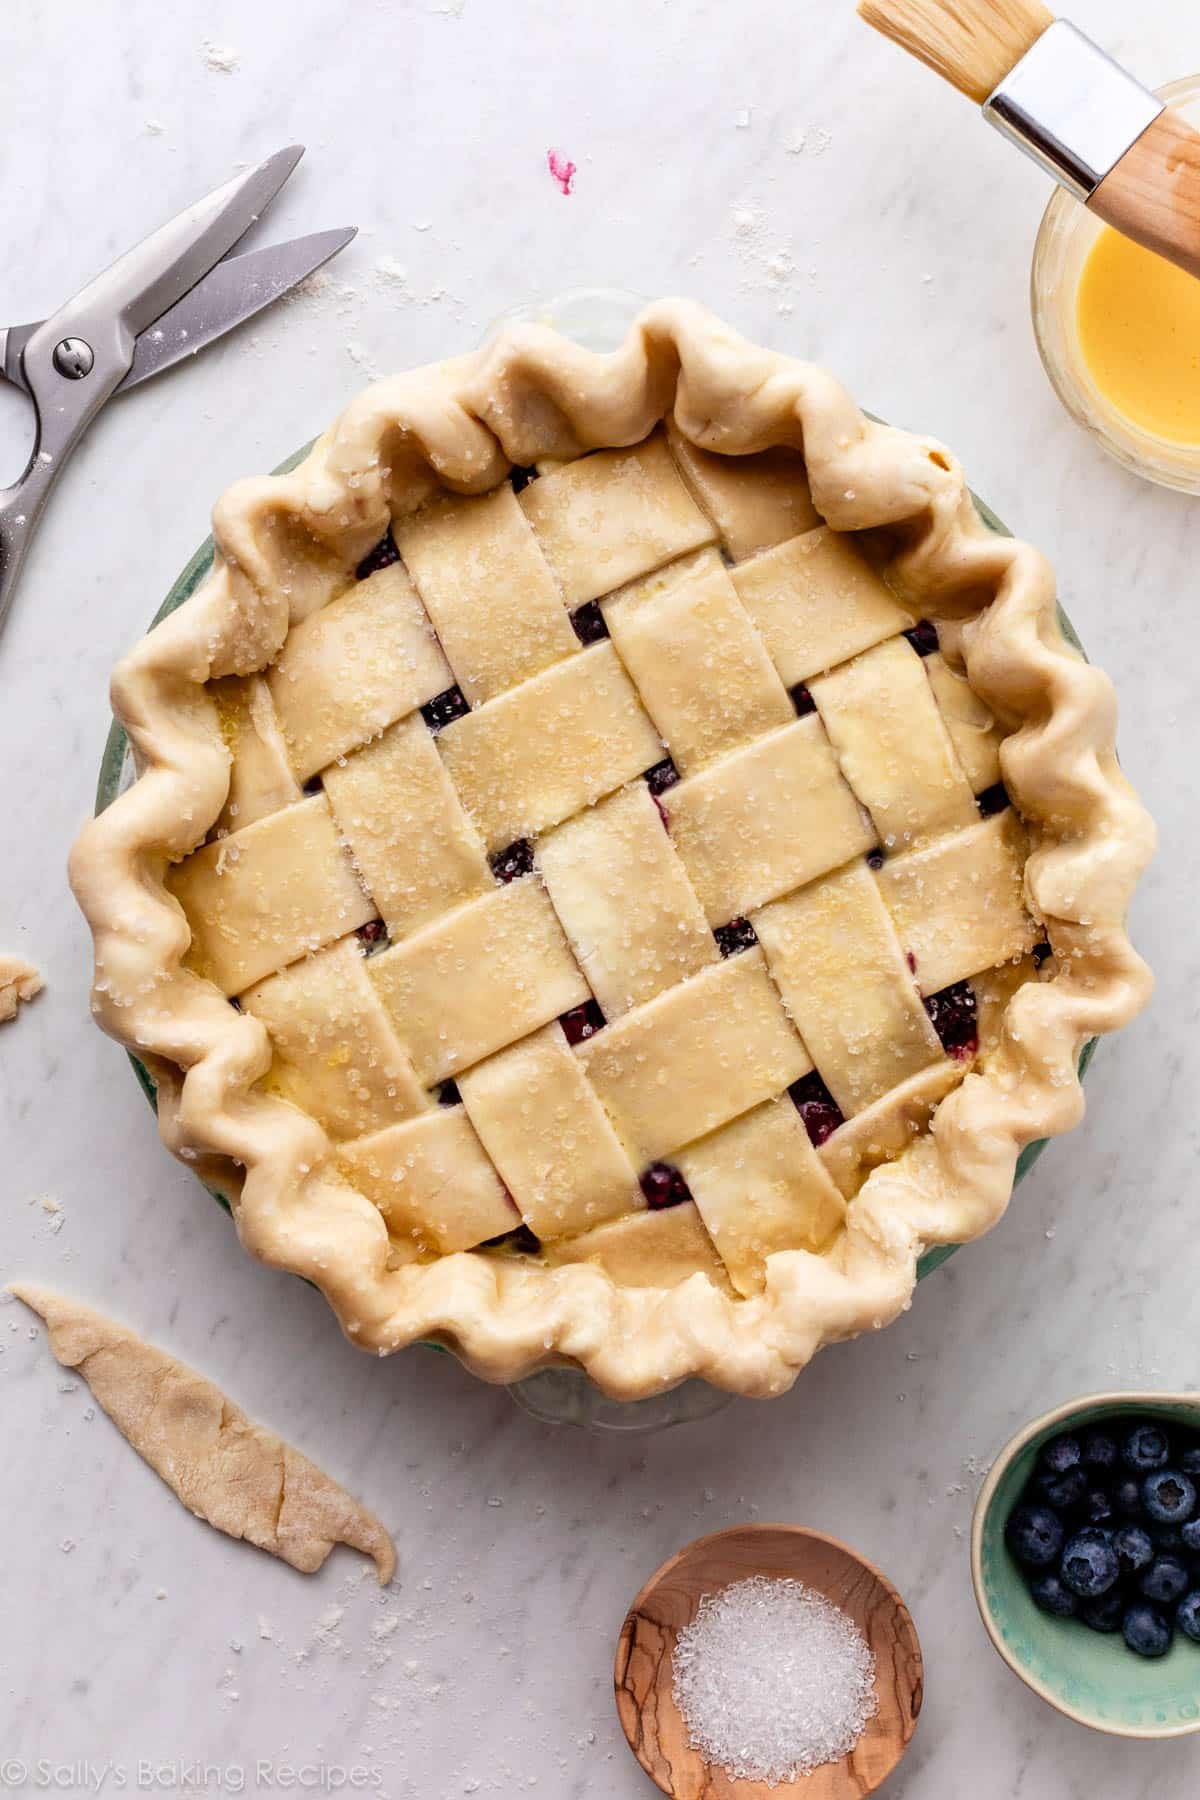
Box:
[490,838,535,884]
[1083,1488,1113,1525]
[1082,1428,1119,1471]
[1122,1423,1170,1473]
[1181,1519,1200,1554]
[638,1162,692,1210]
[904,619,939,657]
[1153,1525,1184,1554]
[1143,1469,1197,1525]
[1178,1591,1200,1643]
[788,1072,846,1148]
[1113,1523,1155,1574]
[1061,1530,1120,1598]
[1005,1503,1065,1570]
[1113,1477,1144,1517]
[558,999,606,1046]
[1139,1555,1190,1606]
[923,980,978,1060]
[1069,1525,1114,1547]
[1080,1590,1124,1634]
[1123,1603,1173,1658]
[1179,1446,1200,1477]
[1033,1465,1088,1510]
[1040,1433,1083,1476]
[1030,1572,1077,1618]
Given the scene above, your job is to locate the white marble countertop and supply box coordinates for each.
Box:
[1,1,1196,1794]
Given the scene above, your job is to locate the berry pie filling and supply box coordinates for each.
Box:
[490,838,536,884]
[714,917,758,958]
[558,999,606,1046]
[570,600,609,644]
[787,1073,846,1149]
[639,1161,694,1210]
[355,530,401,581]
[923,981,979,1061]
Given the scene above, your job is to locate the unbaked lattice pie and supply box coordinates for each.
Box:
[72,302,1153,1399]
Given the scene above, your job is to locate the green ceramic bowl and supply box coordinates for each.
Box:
[972,1393,1200,1737]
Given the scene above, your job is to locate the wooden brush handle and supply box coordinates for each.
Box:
[1090,106,1200,281]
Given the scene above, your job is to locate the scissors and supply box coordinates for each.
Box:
[0,144,355,631]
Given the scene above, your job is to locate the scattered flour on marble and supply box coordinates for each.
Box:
[345,342,381,381]
[726,196,826,318]
[290,269,364,317]
[201,40,240,73]
[785,125,833,156]
[33,1193,65,1235]
[143,119,166,136]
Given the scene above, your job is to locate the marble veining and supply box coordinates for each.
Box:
[0,1,1194,1794]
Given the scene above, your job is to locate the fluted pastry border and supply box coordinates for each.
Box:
[69,301,1154,1400]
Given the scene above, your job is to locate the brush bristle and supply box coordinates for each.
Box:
[859,0,1054,103]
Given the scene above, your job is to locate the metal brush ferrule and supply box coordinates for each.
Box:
[983,18,1163,199]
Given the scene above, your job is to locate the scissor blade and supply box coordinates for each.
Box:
[120,227,357,390]
[45,144,305,354]
[0,228,356,399]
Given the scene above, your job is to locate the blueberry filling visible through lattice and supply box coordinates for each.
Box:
[904,619,939,657]
[559,999,606,1045]
[714,917,758,957]
[490,839,535,884]
[485,1223,542,1253]
[977,783,1010,817]
[788,1071,846,1147]
[639,1161,693,1210]
[643,757,680,796]
[421,685,470,733]
[924,980,979,1060]
[570,601,609,644]
[355,530,401,580]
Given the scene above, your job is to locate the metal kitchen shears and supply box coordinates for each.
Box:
[0,144,355,631]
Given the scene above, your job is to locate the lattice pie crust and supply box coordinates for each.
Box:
[70,302,1154,1399]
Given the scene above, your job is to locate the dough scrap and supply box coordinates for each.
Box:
[12,1284,395,1583]
[0,955,42,1023]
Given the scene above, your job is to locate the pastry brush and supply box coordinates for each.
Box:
[858,0,1200,280]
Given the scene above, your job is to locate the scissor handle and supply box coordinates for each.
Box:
[0,317,131,633]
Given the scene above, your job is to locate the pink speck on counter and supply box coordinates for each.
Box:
[547,149,576,196]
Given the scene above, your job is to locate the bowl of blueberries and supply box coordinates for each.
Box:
[972,1394,1200,1736]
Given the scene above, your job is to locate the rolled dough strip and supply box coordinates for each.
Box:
[0,955,42,1023]
[11,1283,395,1584]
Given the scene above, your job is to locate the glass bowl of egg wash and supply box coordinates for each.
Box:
[1032,74,1200,494]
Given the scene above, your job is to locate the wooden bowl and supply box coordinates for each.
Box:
[615,1524,923,1797]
